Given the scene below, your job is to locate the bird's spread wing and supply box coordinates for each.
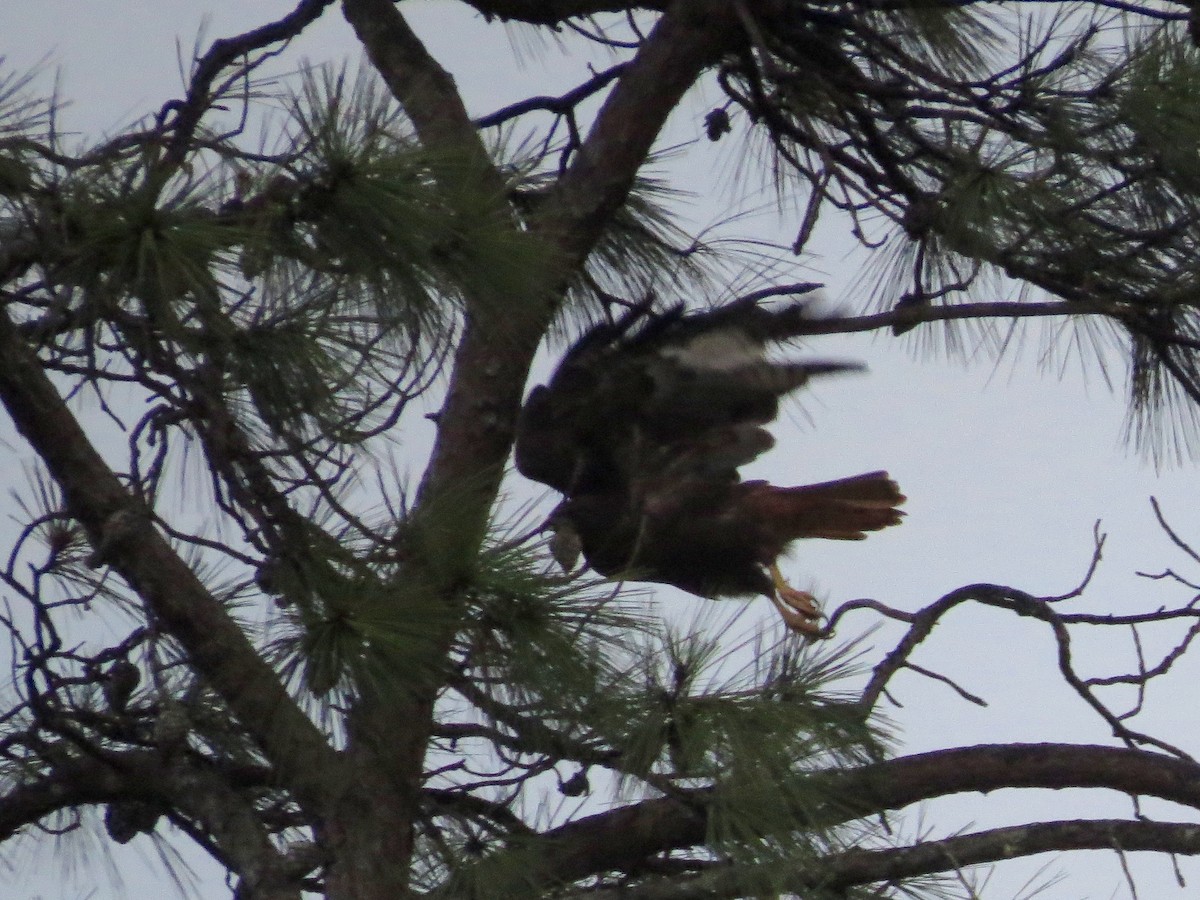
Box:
[515,297,903,635]
[515,296,860,493]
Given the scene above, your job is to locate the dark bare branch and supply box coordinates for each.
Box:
[486,743,1200,894]
[574,819,1200,899]
[163,0,337,163]
[457,0,664,24]
[0,307,340,816]
[474,62,631,130]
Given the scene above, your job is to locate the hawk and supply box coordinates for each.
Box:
[515,298,904,634]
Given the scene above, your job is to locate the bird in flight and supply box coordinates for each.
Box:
[514,297,904,634]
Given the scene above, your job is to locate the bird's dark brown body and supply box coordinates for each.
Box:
[554,472,904,599]
[514,297,905,631]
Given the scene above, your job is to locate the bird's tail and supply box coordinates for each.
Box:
[748,471,906,540]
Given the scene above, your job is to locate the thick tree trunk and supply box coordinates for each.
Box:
[331,1,737,893]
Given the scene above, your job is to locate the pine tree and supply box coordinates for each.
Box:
[4,1,1200,898]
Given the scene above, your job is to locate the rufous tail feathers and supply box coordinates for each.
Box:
[749,471,906,540]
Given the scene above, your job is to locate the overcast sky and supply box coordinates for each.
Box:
[5,2,1200,898]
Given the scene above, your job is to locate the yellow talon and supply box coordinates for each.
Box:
[768,563,822,636]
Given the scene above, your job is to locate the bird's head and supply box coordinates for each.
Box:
[542,506,583,572]
[548,523,583,573]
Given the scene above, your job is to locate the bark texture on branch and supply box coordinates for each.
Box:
[331,2,740,895]
[512,743,1200,888]
[0,308,341,819]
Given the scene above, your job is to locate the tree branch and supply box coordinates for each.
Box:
[163,0,337,163]
[814,818,1200,895]
[0,307,340,816]
[342,0,505,200]
[457,0,664,24]
[163,763,300,899]
[0,748,300,897]
[490,742,1200,891]
[573,819,1200,899]
[473,62,631,129]
[0,756,127,841]
[330,5,741,895]
[777,297,1200,354]
[533,0,736,261]
[330,3,761,892]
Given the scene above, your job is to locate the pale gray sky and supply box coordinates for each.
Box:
[4,2,1200,898]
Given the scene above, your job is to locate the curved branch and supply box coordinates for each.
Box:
[0,751,295,897]
[833,569,1194,757]
[163,0,336,163]
[458,0,665,24]
[0,756,126,841]
[474,62,631,130]
[492,742,1200,892]
[815,818,1200,895]
[0,308,340,816]
[574,819,1200,899]
[342,0,503,195]
[831,534,1106,714]
[843,582,1078,718]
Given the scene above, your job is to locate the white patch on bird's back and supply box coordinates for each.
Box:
[661,330,762,372]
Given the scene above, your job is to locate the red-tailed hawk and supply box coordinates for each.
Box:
[515,298,904,634]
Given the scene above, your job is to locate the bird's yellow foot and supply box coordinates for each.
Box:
[769,563,822,636]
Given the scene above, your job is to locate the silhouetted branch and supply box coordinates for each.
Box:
[0,306,340,816]
[461,742,1200,894]
[474,62,631,129]
[834,527,1103,715]
[572,818,1200,899]
[458,0,655,24]
[162,0,336,163]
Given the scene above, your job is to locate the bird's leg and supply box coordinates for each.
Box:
[768,563,822,636]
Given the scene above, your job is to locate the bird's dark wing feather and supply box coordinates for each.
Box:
[515,297,860,493]
[516,297,904,611]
